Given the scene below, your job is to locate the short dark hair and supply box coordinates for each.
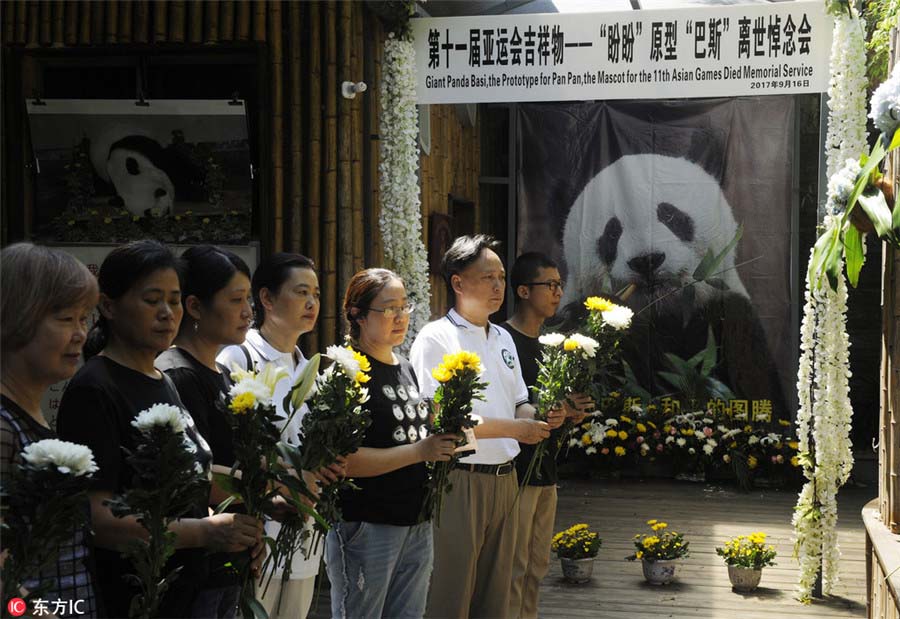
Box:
[85,240,179,359]
[510,252,558,303]
[441,234,501,300]
[178,245,251,335]
[251,252,315,327]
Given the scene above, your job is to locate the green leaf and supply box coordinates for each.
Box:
[692,226,743,282]
[692,248,717,281]
[212,472,238,495]
[889,127,900,153]
[214,495,237,515]
[842,139,886,222]
[843,223,865,288]
[620,360,653,403]
[246,595,269,619]
[699,327,718,376]
[808,223,838,287]
[857,185,894,239]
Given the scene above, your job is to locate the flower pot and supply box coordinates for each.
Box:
[560,556,594,583]
[642,558,678,585]
[727,565,762,592]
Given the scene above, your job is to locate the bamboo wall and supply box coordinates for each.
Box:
[419,105,481,316]
[869,26,900,619]
[0,0,481,351]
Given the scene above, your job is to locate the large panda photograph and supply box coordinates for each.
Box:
[27,99,251,244]
[517,97,797,418]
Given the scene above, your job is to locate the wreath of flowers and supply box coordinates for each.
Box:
[379,31,432,354]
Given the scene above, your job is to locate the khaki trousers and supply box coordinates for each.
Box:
[425,468,519,619]
[508,485,557,619]
[259,575,315,619]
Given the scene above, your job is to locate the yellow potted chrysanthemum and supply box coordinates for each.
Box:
[627,519,690,585]
[551,523,602,583]
[715,532,777,592]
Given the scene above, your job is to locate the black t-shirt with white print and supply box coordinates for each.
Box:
[338,353,429,526]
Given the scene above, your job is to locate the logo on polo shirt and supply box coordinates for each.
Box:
[501,348,516,369]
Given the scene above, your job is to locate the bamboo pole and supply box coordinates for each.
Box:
[337,1,353,297]
[153,0,167,43]
[77,0,89,45]
[134,0,149,44]
[26,1,38,47]
[351,2,364,272]
[323,0,338,347]
[307,1,323,315]
[252,0,265,42]
[269,0,284,252]
[14,1,26,45]
[220,0,234,41]
[288,1,303,253]
[205,0,219,43]
[188,0,202,43]
[39,1,51,46]
[370,16,383,266]
[3,1,16,45]
[118,0,132,44]
[104,0,118,44]
[236,0,249,41]
[167,1,184,43]
[89,0,102,44]
[51,0,64,47]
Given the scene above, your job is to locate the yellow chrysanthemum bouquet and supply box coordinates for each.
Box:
[423,350,487,525]
[627,519,690,562]
[716,532,777,569]
[551,523,602,560]
[222,359,321,615]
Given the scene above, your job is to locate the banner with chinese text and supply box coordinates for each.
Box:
[413,1,830,103]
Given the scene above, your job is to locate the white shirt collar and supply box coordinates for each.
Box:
[447,308,499,337]
[246,328,303,365]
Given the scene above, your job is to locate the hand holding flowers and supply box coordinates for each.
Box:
[422,351,487,526]
[522,332,600,486]
[105,404,211,619]
[1,440,97,609]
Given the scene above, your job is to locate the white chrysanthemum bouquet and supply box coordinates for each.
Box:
[1,439,97,608]
[222,359,321,612]
[521,332,601,486]
[105,403,210,619]
[275,346,372,559]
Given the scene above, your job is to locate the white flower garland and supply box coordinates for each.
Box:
[824,12,867,180]
[793,3,865,600]
[794,243,854,601]
[379,32,432,354]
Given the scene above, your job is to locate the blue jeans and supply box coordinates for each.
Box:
[325,521,433,619]
[190,585,240,618]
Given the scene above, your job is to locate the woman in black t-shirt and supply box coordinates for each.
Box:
[325,269,457,618]
[0,243,99,618]
[156,245,264,619]
[57,240,262,619]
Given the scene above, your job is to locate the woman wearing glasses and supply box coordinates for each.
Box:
[326,268,458,618]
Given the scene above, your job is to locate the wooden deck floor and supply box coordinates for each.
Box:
[310,478,870,618]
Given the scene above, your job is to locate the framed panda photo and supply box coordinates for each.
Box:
[26,98,252,245]
[517,97,801,420]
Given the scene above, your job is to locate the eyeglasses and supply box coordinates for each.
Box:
[524,280,564,293]
[367,302,416,319]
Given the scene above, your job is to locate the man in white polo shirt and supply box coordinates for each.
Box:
[410,234,563,619]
